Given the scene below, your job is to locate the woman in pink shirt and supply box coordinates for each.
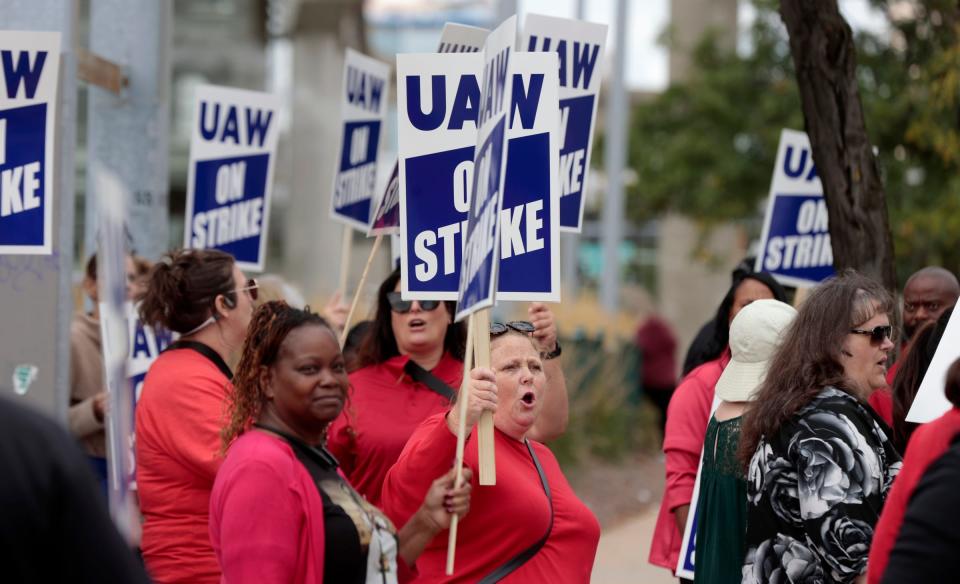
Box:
[210,301,471,583]
[649,271,784,579]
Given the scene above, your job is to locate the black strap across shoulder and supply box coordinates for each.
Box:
[163,340,233,380]
[252,422,339,469]
[478,439,553,584]
[404,359,456,402]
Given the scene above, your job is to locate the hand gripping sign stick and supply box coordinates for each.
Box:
[446,314,476,575]
[338,233,383,347]
[472,309,496,485]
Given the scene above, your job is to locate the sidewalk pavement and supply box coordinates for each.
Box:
[591,504,676,583]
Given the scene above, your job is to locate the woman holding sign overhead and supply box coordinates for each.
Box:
[380,321,600,582]
[327,268,568,506]
[136,249,257,584]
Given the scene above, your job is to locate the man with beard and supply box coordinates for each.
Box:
[868,267,959,426]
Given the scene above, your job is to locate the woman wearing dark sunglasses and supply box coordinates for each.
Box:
[738,271,902,584]
[135,248,258,584]
[327,268,568,506]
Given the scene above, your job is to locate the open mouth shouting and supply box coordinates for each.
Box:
[520,390,536,407]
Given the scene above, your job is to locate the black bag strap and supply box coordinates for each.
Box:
[478,440,553,583]
[163,340,233,380]
[252,423,339,469]
[403,359,456,402]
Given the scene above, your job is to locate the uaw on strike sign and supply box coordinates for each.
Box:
[331,49,390,230]
[184,85,281,272]
[755,129,835,288]
[455,17,517,320]
[0,31,60,255]
[398,17,561,305]
[523,14,606,233]
[369,23,488,237]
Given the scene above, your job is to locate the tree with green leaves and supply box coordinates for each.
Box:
[627,0,960,284]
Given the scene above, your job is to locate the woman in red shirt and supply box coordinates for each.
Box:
[381,322,600,583]
[210,301,471,584]
[327,269,568,506]
[135,249,257,583]
[867,357,960,584]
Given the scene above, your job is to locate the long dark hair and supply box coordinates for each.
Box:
[891,306,953,451]
[353,268,467,369]
[739,270,895,468]
[684,271,788,374]
[222,301,332,451]
[138,249,236,334]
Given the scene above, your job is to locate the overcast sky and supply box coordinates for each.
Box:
[367,0,890,91]
[519,0,889,91]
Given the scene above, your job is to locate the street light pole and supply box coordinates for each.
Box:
[599,0,629,313]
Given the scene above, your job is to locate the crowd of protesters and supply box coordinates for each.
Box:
[4,243,960,584]
[650,263,960,584]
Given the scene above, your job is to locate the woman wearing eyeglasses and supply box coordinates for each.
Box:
[135,249,258,584]
[380,320,600,582]
[738,271,902,584]
[327,268,568,506]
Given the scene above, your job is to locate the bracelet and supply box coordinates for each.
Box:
[541,341,562,360]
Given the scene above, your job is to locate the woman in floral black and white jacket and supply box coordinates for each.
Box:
[738,271,902,584]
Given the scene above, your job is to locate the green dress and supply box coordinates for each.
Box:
[693,415,747,584]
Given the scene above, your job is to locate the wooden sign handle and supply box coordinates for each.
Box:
[472,309,496,485]
[446,315,476,575]
[339,234,382,347]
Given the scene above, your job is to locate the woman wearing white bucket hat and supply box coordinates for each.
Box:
[692,299,797,584]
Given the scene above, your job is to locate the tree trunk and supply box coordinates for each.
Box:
[779,0,897,292]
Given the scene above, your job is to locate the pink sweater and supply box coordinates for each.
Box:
[209,431,326,584]
[648,351,729,571]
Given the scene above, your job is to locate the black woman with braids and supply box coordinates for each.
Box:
[209,301,472,584]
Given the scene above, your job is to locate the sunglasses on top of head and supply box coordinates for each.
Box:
[387,291,441,314]
[849,325,893,344]
[489,321,535,336]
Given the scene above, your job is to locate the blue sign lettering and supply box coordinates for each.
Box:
[1,50,47,99]
[759,195,834,283]
[457,117,506,316]
[510,74,544,130]
[405,146,474,293]
[498,132,553,294]
[333,120,381,226]
[782,145,819,181]
[190,153,268,263]
[198,101,274,147]
[556,94,593,227]
[525,36,599,90]
[0,103,47,248]
[478,48,511,128]
[406,74,481,132]
[346,66,385,113]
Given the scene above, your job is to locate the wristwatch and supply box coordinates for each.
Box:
[541,341,562,360]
